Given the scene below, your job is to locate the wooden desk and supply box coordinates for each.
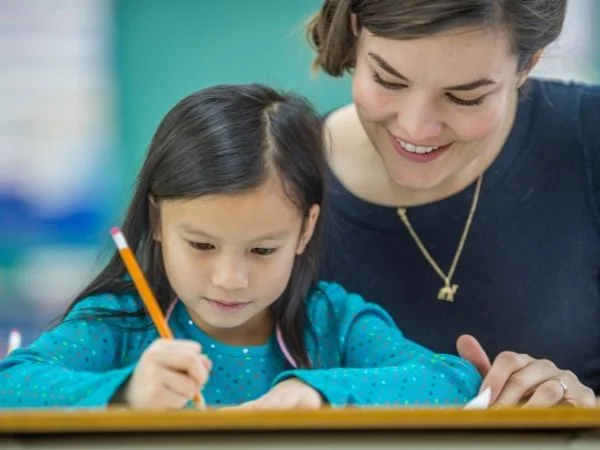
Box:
[1,407,600,449]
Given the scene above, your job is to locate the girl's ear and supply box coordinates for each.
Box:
[296,204,320,254]
[350,13,359,36]
[149,194,162,242]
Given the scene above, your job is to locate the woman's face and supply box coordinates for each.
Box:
[352,26,526,194]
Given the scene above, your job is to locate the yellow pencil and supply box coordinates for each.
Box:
[110,226,203,406]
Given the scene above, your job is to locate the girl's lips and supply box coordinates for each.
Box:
[206,298,249,311]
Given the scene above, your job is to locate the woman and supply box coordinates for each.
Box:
[308,0,600,408]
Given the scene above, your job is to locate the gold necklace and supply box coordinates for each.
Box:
[396,176,483,302]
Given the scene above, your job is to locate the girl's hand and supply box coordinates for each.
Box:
[121,338,211,410]
[224,378,324,410]
[457,335,596,408]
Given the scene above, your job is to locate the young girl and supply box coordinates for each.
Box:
[0,84,481,410]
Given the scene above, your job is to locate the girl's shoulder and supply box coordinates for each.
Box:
[63,291,145,327]
[305,281,395,330]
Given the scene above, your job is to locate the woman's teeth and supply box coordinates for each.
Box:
[398,139,440,154]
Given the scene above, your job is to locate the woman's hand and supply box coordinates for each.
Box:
[223,378,324,410]
[457,334,596,408]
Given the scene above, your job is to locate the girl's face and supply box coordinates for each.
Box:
[351,26,528,195]
[154,176,319,345]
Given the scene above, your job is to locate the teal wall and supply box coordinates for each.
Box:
[114,1,600,198]
[114,0,351,197]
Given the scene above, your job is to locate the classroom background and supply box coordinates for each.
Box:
[1,0,599,351]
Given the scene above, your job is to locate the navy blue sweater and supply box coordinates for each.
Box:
[320,78,600,393]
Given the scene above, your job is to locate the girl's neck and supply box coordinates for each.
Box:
[187,307,274,347]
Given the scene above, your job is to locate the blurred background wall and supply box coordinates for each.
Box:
[1,0,599,352]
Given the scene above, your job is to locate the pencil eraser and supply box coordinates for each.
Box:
[110,227,128,249]
[7,329,21,354]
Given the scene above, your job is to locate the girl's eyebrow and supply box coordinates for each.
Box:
[179,224,290,242]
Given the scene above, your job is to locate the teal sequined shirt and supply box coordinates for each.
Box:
[0,281,481,408]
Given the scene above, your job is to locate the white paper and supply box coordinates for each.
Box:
[463,387,492,409]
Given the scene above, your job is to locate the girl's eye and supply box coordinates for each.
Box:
[446,93,485,107]
[252,247,277,256]
[189,242,214,251]
[371,71,406,90]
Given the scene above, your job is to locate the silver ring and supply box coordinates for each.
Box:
[552,377,568,399]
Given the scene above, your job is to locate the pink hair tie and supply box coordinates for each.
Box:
[275,326,299,368]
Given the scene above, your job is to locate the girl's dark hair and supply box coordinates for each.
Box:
[307,0,567,75]
[59,83,326,368]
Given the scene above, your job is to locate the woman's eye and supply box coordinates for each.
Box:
[371,71,406,90]
[446,93,486,107]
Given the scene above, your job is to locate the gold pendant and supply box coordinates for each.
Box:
[438,282,458,302]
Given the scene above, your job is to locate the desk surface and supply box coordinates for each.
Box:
[1,407,600,434]
[2,408,600,450]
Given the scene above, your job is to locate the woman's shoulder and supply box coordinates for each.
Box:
[521,78,600,159]
[323,104,392,202]
[529,78,600,120]
[323,103,365,158]
[530,77,600,152]
[323,103,356,127]
[531,77,600,95]
[528,77,600,220]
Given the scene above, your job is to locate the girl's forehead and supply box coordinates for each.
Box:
[159,180,304,240]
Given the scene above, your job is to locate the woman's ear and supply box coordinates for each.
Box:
[518,50,543,88]
[296,204,321,255]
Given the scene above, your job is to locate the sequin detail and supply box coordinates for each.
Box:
[0,282,481,408]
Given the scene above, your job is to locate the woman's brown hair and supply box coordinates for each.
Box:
[307,0,567,76]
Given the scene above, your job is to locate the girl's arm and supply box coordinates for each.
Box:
[0,295,145,408]
[274,282,482,407]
